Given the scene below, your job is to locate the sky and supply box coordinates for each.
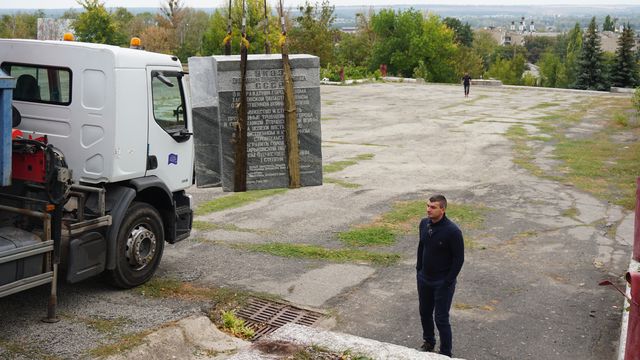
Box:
[1,0,639,9]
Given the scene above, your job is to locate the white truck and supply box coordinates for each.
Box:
[0,38,195,317]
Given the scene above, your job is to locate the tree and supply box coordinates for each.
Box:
[538,51,568,88]
[0,11,44,39]
[524,35,556,63]
[602,15,615,32]
[472,29,499,72]
[73,0,119,44]
[574,17,608,90]
[610,24,639,88]
[112,7,134,46]
[201,0,281,56]
[288,0,337,67]
[443,17,473,47]
[369,9,458,80]
[486,54,526,85]
[335,10,375,67]
[565,22,582,87]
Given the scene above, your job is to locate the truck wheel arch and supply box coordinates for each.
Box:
[105,176,174,271]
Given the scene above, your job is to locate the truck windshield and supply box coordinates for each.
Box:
[151,71,186,133]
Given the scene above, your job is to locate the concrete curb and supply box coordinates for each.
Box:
[260,323,462,360]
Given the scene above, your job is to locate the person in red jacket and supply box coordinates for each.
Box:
[416,194,465,357]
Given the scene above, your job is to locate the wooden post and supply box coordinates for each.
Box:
[279,0,300,189]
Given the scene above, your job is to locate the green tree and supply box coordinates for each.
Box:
[111,7,134,46]
[0,11,44,39]
[603,15,615,32]
[611,24,639,88]
[524,35,556,63]
[370,9,458,81]
[201,0,281,56]
[73,0,119,44]
[288,0,337,67]
[443,17,473,47]
[335,10,375,67]
[454,46,483,81]
[472,29,499,72]
[538,51,568,88]
[565,22,582,87]
[575,17,608,90]
[486,54,526,85]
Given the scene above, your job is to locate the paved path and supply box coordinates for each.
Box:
[0,83,632,359]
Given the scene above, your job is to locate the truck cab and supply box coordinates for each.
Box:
[0,39,194,297]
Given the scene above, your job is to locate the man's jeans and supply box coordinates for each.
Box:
[417,274,456,357]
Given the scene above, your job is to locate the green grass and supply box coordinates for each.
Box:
[220,310,255,339]
[88,330,152,358]
[506,96,640,209]
[338,226,395,246]
[193,220,266,234]
[235,242,401,266]
[530,102,560,110]
[195,188,287,215]
[0,340,59,360]
[324,177,361,188]
[323,153,375,174]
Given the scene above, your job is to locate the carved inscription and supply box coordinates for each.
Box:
[220,70,319,187]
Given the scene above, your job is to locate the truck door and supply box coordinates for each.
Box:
[146,67,193,191]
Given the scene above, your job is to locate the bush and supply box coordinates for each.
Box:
[522,73,539,87]
[320,64,377,82]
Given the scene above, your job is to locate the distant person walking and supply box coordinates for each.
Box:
[462,72,471,97]
[416,195,464,357]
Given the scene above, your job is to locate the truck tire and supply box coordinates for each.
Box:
[108,202,164,288]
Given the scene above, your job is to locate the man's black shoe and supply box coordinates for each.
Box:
[420,341,435,352]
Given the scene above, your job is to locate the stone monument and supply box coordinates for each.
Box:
[189,54,322,191]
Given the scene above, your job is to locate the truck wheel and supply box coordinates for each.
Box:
[108,202,164,288]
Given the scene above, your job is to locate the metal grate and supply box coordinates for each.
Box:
[236,297,324,340]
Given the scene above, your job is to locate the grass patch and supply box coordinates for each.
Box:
[88,330,152,358]
[530,102,560,110]
[137,277,245,306]
[235,242,400,266]
[323,153,374,173]
[195,188,287,215]
[80,316,130,335]
[562,206,580,219]
[220,310,254,339]
[505,124,554,178]
[338,226,395,246]
[554,131,640,209]
[322,140,388,147]
[324,177,362,188]
[193,220,267,234]
[0,340,59,360]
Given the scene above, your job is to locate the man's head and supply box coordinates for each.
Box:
[427,195,447,223]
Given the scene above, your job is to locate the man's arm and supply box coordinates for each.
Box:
[445,228,464,284]
[416,219,426,271]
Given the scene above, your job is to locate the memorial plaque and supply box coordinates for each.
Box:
[188,56,221,187]
[212,54,322,191]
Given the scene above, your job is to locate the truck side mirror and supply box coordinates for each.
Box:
[12,105,21,127]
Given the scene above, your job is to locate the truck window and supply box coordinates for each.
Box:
[151,71,187,133]
[1,63,71,105]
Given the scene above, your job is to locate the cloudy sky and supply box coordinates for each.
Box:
[1,0,638,9]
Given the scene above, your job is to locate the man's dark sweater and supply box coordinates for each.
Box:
[416,215,464,284]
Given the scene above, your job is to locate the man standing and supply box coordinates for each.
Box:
[462,72,471,98]
[416,195,464,357]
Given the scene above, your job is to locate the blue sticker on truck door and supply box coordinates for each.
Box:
[168,153,178,165]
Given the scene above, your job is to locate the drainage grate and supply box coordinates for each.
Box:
[236,297,324,340]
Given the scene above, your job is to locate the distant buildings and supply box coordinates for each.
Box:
[484,17,639,52]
